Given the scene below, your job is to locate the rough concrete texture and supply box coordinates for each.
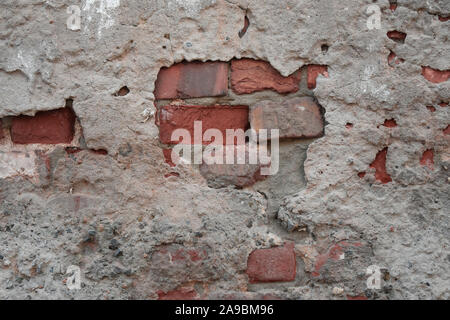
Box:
[0,0,449,300]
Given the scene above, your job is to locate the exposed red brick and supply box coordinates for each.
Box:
[390,4,397,11]
[444,125,450,135]
[154,61,229,99]
[307,65,329,89]
[383,119,397,128]
[387,30,407,43]
[11,108,76,145]
[90,149,107,155]
[157,287,198,300]
[231,59,301,94]
[420,149,434,170]
[370,148,392,184]
[439,102,448,107]
[250,97,323,139]
[439,16,450,22]
[388,51,404,66]
[358,172,366,178]
[164,172,180,178]
[162,149,176,167]
[157,105,249,145]
[422,66,450,83]
[246,243,296,283]
[426,106,436,112]
[0,119,4,140]
[65,147,83,154]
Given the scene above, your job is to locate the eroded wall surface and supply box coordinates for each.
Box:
[0,0,449,299]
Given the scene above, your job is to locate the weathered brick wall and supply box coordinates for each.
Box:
[0,0,449,300]
[154,59,325,189]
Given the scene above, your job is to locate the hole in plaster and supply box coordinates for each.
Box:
[387,31,406,44]
[65,98,74,108]
[382,119,397,128]
[321,44,329,54]
[115,86,130,96]
[389,0,397,11]
[239,15,250,38]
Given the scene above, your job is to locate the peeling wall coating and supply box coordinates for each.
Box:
[0,0,449,300]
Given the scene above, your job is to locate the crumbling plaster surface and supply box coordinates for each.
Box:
[0,0,449,299]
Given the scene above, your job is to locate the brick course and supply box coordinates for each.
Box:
[306,65,329,89]
[158,105,249,145]
[11,108,76,145]
[154,61,229,99]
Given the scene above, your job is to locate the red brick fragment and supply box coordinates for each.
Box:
[444,125,450,135]
[157,105,249,145]
[246,243,296,283]
[154,61,229,99]
[358,172,366,178]
[91,149,107,155]
[387,31,407,43]
[420,149,434,170]
[422,66,450,83]
[11,108,76,145]
[439,16,450,22]
[231,59,301,94]
[388,51,404,66]
[426,106,436,112]
[370,147,392,184]
[383,119,397,128]
[307,65,329,89]
[163,149,177,167]
[164,172,180,178]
